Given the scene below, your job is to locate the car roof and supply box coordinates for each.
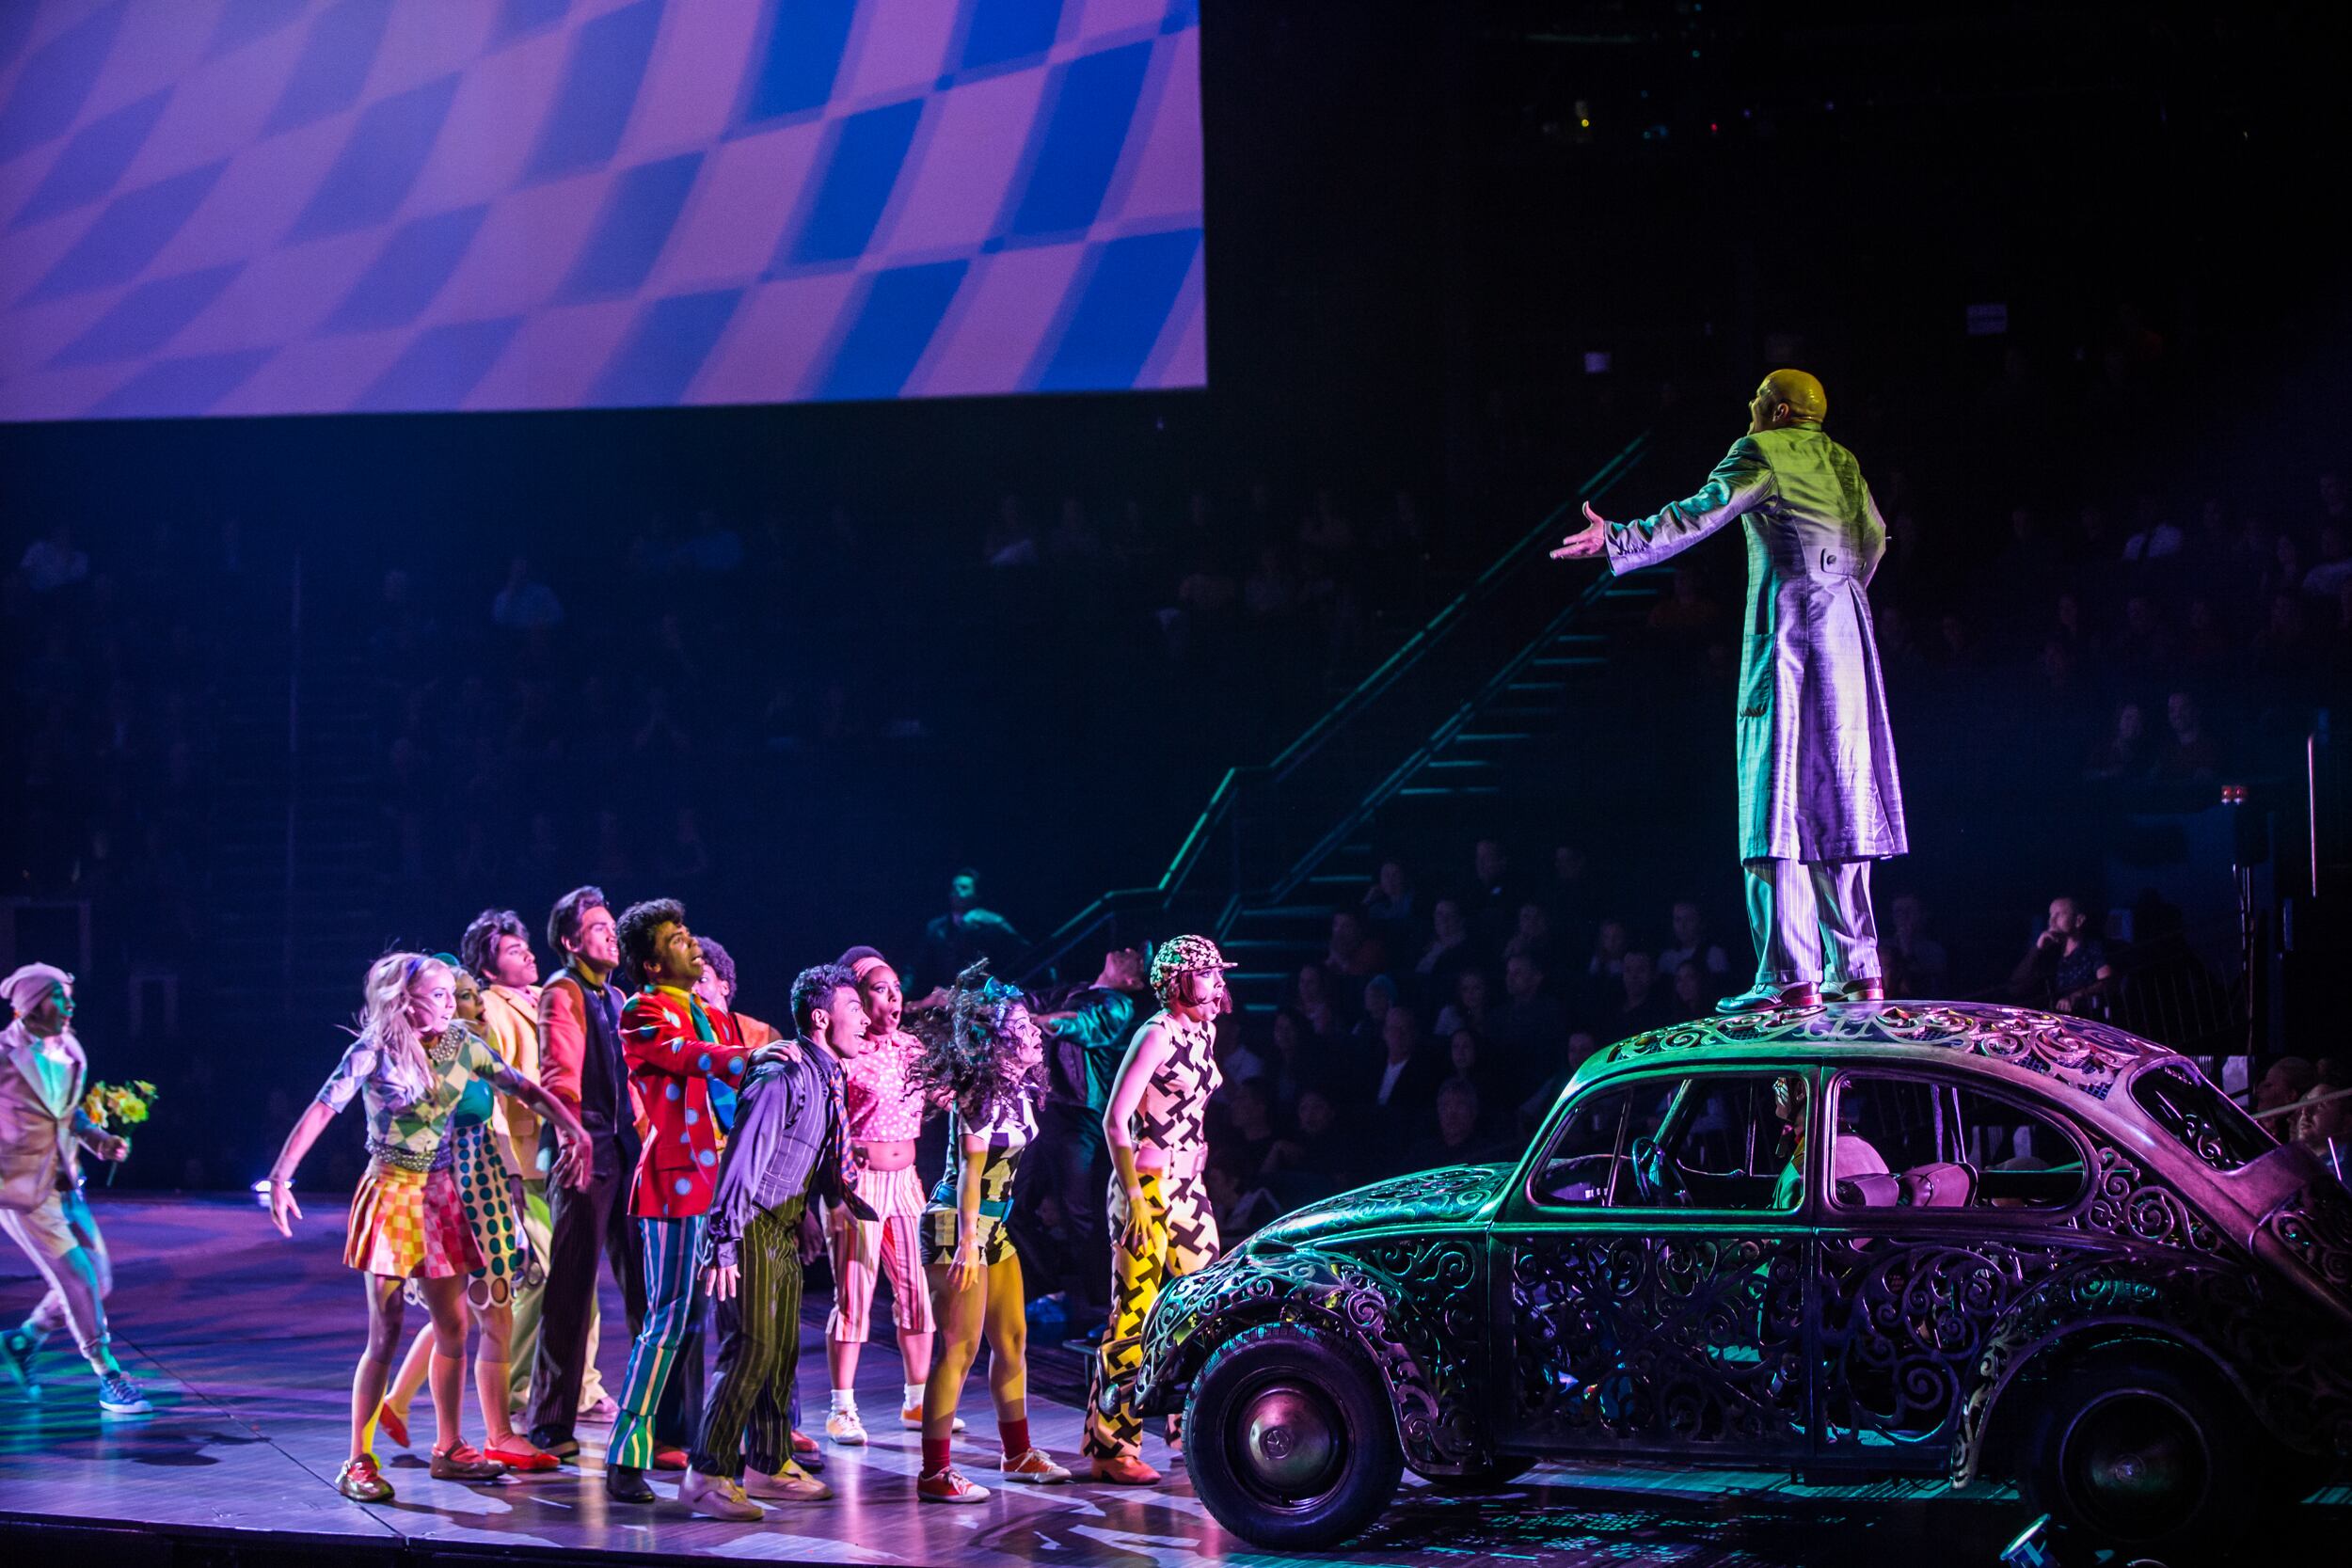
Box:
[1565,1001,2176,1104]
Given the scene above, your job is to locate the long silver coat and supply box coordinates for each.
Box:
[1604,425,1908,863]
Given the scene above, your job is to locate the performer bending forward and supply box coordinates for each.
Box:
[1082,935,1232,1484]
[267,953,588,1503]
[1553,370,1907,1010]
[911,963,1071,1502]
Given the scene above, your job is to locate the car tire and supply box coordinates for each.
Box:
[1184,1322,1404,1550]
[1424,1455,1539,1493]
[2019,1358,2251,1552]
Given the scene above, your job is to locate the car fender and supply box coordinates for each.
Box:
[1951,1252,2349,1484]
[1135,1237,1496,1476]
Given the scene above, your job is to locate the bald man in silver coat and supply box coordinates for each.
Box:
[1553,370,1907,1011]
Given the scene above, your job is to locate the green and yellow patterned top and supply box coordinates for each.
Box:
[314,1024,523,1173]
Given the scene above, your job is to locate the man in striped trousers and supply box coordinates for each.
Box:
[601,900,758,1505]
[682,964,872,1520]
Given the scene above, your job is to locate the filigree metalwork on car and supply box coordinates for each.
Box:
[1815,1236,2087,1450]
[2261,1178,2352,1294]
[2077,1144,2223,1254]
[1509,1233,1807,1450]
[1610,1003,2153,1100]
[1949,1249,2352,1482]
[1248,1163,1511,1249]
[1133,1235,1497,1474]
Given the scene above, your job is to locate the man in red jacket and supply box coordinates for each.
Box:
[600,899,759,1505]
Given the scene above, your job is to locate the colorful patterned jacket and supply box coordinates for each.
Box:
[620,985,757,1220]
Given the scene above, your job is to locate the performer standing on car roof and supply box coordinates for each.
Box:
[1552,370,1907,1012]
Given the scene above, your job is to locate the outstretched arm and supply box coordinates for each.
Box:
[265,1101,337,1236]
[1553,438,1775,574]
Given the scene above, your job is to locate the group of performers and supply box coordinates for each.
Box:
[5,365,1906,1525]
[228,887,1232,1515]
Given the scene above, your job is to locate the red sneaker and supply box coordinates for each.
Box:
[918,1465,991,1504]
[652,1445,689,1472]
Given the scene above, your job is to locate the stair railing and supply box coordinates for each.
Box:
[1019,431,1653,980]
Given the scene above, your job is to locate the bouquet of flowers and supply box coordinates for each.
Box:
[81,1081,159,1184]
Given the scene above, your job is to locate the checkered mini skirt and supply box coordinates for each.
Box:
[343,1161,483,1279]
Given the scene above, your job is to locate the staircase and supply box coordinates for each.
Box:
[1019,431,1661,1013]
[1212,576,1663,1013]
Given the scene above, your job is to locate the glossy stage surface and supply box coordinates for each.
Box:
[0,1194,2340,1565]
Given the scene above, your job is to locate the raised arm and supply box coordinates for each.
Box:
[1603,438,1775,575]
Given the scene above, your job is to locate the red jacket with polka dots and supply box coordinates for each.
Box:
[620,986,757,1220]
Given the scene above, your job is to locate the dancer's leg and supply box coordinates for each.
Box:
[350,1275,406,1464]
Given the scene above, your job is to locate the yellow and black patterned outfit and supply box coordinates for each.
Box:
[919,1085,1037,1267]
[1083,1011,1221,1460]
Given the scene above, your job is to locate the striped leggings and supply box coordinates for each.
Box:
[606,1213,706,1469]
[691,1197,804,1481]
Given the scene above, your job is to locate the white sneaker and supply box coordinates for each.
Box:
[999,1447,1073,1484]
[901,1401,964,1433]
[824,1407,868,1446]
[678,1465,764,1520]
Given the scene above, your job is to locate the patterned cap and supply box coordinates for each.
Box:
[1151,935,1235,998]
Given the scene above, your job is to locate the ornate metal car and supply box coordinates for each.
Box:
[1134,1003,2352,1552]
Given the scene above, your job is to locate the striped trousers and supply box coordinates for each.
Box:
[606,1213,707,1469]
[691,1196,804,1481]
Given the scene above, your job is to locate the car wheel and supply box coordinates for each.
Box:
[2020,1360,2249,1551]
[1424,1455,1538,1493]
[1184,1322,1404,1550]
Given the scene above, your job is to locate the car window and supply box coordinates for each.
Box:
[1530,1072,1798,1212]
[1829,1072,2089,1212]
[1528,1077,1677,1208]
[2130,1059,2275,1172]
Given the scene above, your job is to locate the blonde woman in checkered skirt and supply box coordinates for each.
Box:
[264,953,588,1504]
[377,963,555,1473]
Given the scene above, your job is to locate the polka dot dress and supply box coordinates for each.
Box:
[405,1077,542,1311]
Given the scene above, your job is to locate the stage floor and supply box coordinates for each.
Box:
[0,1195,2340,1566]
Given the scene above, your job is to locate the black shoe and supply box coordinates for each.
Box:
[604,1465,656,1504]
[528,1426,580,1459]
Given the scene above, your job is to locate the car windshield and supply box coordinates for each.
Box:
[2130,1059,2276,1172]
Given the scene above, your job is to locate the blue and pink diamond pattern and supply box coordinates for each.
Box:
[0,0,1205,420]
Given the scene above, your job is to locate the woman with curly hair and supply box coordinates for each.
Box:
[265,953,589,1503]
[910,963,1070,1502]
[375,958,558,1472]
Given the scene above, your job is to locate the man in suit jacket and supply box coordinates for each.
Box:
[599,898,759,1504]
[0,963,148,1415]
[1553,370,1908,1011]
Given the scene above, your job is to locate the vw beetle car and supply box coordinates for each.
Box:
[1134,1003,2351,1552]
